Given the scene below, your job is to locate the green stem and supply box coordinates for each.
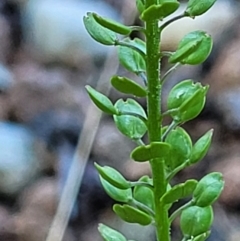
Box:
[131,199,156,217]
[161,63,180,84]
[115,40,146,58]
[169,200,194,223]
[145,0,169,240]
[160,14,185,31]
[135,139,145,146]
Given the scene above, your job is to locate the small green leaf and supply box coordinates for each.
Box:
[131,142,171,162]
[193,231,211,241]
[86,85,118,115]
[100,176,132,203]
[165,127,192,171]
[114,99,147,140]
[133,176,155,211]
[161,179,197,204]
[83,12,117,45]
[141,1,179,21]
[193,172,224,207]
[180,206,213,237]
[136,0,145,14]
[111,75,147,97]
[92,13,132,35]
[167,80,208,122]
[185,0,217,17]
[95,163,131,189]
[113,204,152,225]
[118,38,146,74]
[98,223,127,241]
[169,31,213,65]
[190,129,213,164]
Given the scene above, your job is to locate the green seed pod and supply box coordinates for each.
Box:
[111,75,147,97]
[180,206,213,237]
[113,204,152,225]
[114,98,147,140]
[141,1,179,21]
[118,38,146,74]
[169,31,213,65]
[133,176,155,211]
[161,179,197,205]
[193,172,224,207]
[165,127,192,171]
[193,231,211,241]
[131,142,171,162]
[136,0,145,14]
[95,163,131,189]
[92,13,132,35]
[86,85,118,115]
[190,129,213,164]
[167,80,208,122]
[100,176,132,203]
[83,12,117,45]
[98,223,127,241]
[185,0,217,17]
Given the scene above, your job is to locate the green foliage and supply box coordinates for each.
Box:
[83,0,223,240]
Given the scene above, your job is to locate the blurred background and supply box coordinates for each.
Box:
[0,0,240,240]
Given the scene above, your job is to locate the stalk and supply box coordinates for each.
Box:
[145,1,170,240]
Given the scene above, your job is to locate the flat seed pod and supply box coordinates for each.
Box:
[141,1,179,21]
[136,0,145,14]
[86,85,118,115]
[193,172,224,207]
[98,224,127,241]
[169,31,213,65]
[185,0,217,17]
[193,231,211,241]
[133,176,155,211]
[180,206,213,237]
[111,75,147,97]
[100,176,132,203]
[167,80,208,122]
[161,179,197,204]
[190,129,213,164]
[95,163,131,189]
[118,38,146,74]
[92,13,132,35]
[165,127,192,170]
[131,142,171,162]
[113,204,152,225]
[114,99,147,140]
[83,12,117,45]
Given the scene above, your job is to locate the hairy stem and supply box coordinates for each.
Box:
[145,0,170,240]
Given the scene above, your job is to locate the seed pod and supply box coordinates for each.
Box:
[193,172,224,207]
[100,176,132,203]
[180,206,213,237]
[83,12,117,45]
[165,127,192,171]
[190,129,213,164]
[133,176,155,211]
[86,85,118,115]
[169,31,213,65]
[131,142,171,162]
[185,0,217,17]
[98,223,127,241]
[111,75,147,97]
[161,179,197,205]
[167,80,208,123]
[92,13,132,35]
[141,1,179,21]
[118,38,146,74]
[113,204,152,225]
[95,163,131,189]
[114,98,147,140]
